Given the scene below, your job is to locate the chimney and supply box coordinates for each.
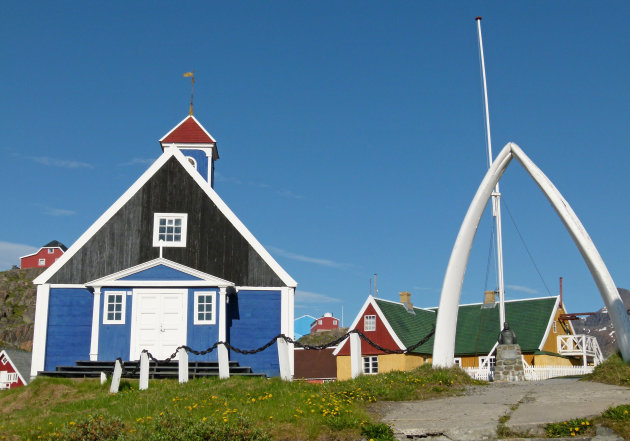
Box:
[399,291,413,311]
[484,290,496,304]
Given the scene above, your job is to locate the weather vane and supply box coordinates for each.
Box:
[183,71,195,116]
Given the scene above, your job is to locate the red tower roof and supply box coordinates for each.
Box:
[159,115,216,145]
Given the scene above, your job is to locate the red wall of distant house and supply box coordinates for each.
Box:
[337,303,400,356]
[311,316,339,332]
[0,357,25,389]
[21,248,63,269]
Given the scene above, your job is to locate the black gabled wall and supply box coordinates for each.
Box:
[48,157,285,287]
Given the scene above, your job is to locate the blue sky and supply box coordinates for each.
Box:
[2,2,629,325]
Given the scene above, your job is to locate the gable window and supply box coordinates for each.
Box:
[364,315,376,331]
[47,248,55,254]
[153,213,188,247]
[103,291,126,324]
[363,356,378,374]
[553,322,557,333]
[194,291,216,325]
[1,355,7,365]
[38,258,46,266]
[187,156,197,169]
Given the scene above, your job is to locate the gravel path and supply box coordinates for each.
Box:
[372,378,630,440]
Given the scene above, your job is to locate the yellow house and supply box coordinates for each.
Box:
[335,292,600,380]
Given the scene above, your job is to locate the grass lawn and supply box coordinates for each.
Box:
[584,353,630,440]
[0,365,479,440]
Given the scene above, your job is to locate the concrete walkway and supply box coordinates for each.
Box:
[373,378,630,440]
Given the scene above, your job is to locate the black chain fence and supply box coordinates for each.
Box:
[108,326,435,377]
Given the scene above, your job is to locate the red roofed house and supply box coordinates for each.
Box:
[310,312,340,333]
[20,241,67,269]
[0,349,31,389]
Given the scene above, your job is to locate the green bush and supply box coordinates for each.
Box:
[360,422,395,441]
[142,411,273,441]
[602,404,630,421]
[545,418,593,438]
[46,414,124,441]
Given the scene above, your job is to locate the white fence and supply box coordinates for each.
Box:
[464,365,594,382]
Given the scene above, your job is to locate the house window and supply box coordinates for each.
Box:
[454,357,462,367]
[1,355,7,365]
[363,356,378,374]
[153,213,188,247]
[48,248,55,254]
[194,291,216,324]
[553,322,557,333]
[333,320,337,326]
[103,292,126,324]
[364,315,376,331]
[38,258,46,266]
[318,320,323,325]
[479,356,496,369]
[187,156,197,169]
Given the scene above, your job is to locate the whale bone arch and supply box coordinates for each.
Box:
[432,142,630,366]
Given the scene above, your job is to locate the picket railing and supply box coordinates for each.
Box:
[463,364,594,382]
[557,335,604,365]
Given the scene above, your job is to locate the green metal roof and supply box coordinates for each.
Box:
[373,299,436,354]
[375,296,557,356]
[451,297,557,355]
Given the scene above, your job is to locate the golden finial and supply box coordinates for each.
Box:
[183,71,195,115]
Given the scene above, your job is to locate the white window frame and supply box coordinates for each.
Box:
[194,291,216,325]
[38,258,46,266]
[103,291,126,324]
[153,213,188,247]
[1,355,7,365]
[364,315,376,331]
[186,156,197,169]
[479,356,496,369]
[362,355,378,374]
[454,357,462,367]
[47,248,55,254]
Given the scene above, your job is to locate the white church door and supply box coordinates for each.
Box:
[130,289,188,361]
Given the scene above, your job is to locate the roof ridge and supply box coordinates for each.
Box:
[374,297,437,313]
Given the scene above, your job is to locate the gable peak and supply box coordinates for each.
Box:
[159,115,216,146]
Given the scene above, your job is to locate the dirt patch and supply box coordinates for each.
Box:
[0,381,97,414]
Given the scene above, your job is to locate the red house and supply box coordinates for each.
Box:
[0,349,31,389]
[310,312,340,333]
[20,240,67,269]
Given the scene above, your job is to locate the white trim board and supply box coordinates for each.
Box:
[87,258,234,288]
[538,296,561,352]
[332,296,405,356]
[34,147,297,288]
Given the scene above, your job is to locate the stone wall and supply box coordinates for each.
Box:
[494,344,524,382]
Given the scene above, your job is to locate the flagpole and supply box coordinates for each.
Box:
[476,16,505,330]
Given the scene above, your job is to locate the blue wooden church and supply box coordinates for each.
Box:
[30,114,297,378]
